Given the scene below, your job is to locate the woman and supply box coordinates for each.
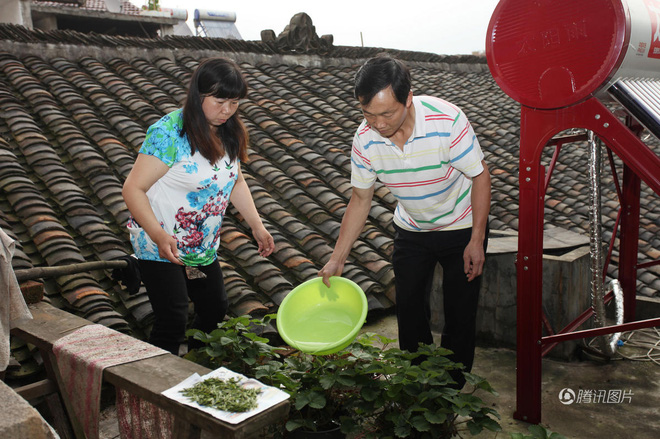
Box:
[122,58,274,355]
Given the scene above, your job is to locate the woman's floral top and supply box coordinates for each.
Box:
[127,109,238,266]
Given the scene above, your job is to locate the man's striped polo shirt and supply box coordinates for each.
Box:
[351,95,484,232]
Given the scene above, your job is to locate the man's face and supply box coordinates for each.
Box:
[360,86,412,138]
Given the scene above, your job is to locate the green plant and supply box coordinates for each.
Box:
[511,425,567,439]
[185,316,502,438]
[255,352,355,433]
[337,333,501,438]
[184,314,282,376]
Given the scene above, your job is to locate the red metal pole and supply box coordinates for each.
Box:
[513,98,660,424]
[619,165,641,322]
[583,100,660,196]
[541,291,614,357]
[637,260,660,269]
[542,317,660,344]
[515,106,548,424]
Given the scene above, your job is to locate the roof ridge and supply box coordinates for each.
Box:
[0,23,488,68]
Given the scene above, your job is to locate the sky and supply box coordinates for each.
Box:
[129,0,500,56]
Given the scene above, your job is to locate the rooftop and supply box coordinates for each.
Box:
[0,20,658,339]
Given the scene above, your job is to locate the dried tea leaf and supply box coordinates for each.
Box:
[181,377,261,412]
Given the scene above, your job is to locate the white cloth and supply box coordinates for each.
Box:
[0,226,32,372]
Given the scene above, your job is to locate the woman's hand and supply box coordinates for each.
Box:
[153,229,184,265]
[253,224,275,257]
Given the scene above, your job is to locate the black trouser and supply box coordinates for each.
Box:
[392,224,488,388]
[138,259,228,355]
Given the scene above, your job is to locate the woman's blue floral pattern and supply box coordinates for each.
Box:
[184,162,199,174]
[127,109,238,266]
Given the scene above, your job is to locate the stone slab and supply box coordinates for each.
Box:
[0,379,57,439]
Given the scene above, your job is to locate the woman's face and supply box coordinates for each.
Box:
[201,95,240,128]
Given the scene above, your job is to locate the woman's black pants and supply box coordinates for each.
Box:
[138,259,228,355]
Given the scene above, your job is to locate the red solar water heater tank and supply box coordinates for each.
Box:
[485,0,660,424]
[487,0,660,109]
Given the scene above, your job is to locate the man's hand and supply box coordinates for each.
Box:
[318,259,345,288]
[464,160,490,282]
[463,239,485,282]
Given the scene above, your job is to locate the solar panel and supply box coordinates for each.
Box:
[197,21,242,39]
[609,78,660,139]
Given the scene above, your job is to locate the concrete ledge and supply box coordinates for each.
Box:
[635,295,660,321]
[431,228,593,359]
[432,228,659,359]
[0,380,57,439]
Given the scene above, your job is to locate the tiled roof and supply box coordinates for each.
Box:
[0,23,485,62]
[0,23,658,337]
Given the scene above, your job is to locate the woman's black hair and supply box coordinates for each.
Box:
[181,57,249,164]
[354,55,411,106]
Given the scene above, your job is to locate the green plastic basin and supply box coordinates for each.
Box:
[276,277,368,355]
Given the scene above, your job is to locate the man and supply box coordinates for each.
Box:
[319,55,491,389]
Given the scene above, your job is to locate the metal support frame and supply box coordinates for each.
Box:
[515,97,660,423]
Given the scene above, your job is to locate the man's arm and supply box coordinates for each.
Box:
[464,160,491,281]
[318,185,375,287]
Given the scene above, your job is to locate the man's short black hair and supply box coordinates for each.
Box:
[354,55,411,106]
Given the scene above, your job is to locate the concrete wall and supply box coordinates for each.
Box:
[0,0,32,26]
[430,231,592,359]
[32,14,57,32]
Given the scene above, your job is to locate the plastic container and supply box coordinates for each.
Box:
[276,277,368,355]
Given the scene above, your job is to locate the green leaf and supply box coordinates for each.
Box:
[403,383,421,396]
[423,410,447,424]
[285,419,305,432]
[336,375,356,386]
[529,425,549,438]
[308,394,327,409]
[481,417,502,432]
[361,386,380,401]
[206,347,224,357]
[319,375,335,389]
[185,328,203,339]
[295,391,326,410]
[220,336,234,346]
[243,332,269,343]
[455,407,470,417]
[351,350,375,361]
[464,372,499,395]
[468,419,487,435]
[394,425,411,438]
[340,419,359,435]
[411,415,431,432]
